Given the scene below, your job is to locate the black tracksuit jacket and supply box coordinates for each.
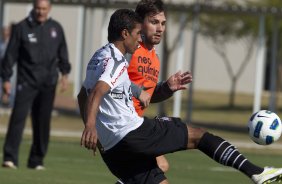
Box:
[1,15,71,87]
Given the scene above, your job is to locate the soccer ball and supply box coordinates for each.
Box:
[248,110,282,145]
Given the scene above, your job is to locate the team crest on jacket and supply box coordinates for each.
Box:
[50,28,57,38]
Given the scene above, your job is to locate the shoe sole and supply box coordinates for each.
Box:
[2,164,17,169]
[262,174,282,184]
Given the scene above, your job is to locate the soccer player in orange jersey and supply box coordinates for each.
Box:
[128,0,192,173]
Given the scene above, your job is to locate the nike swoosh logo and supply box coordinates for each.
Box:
[141,86,153,91]
[257,115,269,118]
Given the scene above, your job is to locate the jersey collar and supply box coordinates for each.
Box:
[108,43,125,57]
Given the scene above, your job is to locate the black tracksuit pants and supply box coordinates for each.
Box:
[3,82,56,167]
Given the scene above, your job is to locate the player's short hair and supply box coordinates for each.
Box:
[33,0,51,7]
[108,9,142,42]
[135,0,165,21]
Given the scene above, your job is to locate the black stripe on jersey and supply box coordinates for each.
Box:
[110,46,126,77]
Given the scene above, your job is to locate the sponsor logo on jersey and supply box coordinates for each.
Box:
[137,56,159,79]
[87,57,110,72]
[111,64,127,86]
[110,92,123,99]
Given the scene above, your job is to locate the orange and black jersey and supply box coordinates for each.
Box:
[128,43,173,116]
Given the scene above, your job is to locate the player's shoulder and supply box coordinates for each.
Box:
[133,43,146,55]
[130,44,146,63]
[93,43,125,62]
[93,44,111,60]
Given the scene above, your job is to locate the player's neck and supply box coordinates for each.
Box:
[112,41,126,55]
[143,41,154,51]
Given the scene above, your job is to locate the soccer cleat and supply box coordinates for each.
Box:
[2,161,17,169]
[28,165,46,170]
[34,165,45,170]
[252,167,282,184]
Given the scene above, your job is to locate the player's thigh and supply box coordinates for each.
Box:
[124,117,188,156]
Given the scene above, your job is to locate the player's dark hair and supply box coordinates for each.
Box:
[108,9,142,42]
[33,0,51,7]
[135,0,165,21]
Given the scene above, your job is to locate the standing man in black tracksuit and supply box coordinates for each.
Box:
[1,0,71,170]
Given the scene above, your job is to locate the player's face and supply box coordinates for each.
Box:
[34,0,51,23]
[125,23,142,54]
[142,12,166,49]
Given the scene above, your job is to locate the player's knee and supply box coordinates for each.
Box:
[157,156,169,172]
[197,127,207,138]
[187,126,207,149]
[159,161,169,172]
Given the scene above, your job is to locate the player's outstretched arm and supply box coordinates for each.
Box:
[81,81,110,155]
[166,71,192,92]
[150,71,192,103]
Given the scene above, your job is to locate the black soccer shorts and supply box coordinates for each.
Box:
[101,116,188,184]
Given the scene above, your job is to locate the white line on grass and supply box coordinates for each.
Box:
[210,167,236,172]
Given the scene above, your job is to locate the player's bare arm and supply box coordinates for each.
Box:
[81,81,110,154]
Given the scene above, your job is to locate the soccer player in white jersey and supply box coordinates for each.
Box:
[78,8,282,184]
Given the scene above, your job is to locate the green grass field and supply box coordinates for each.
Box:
[1,90,282,183]
[0,131,282,184]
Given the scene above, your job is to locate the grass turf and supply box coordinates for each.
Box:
[0,134,281,184]
[1,89,282,183]
[0,135,115,184]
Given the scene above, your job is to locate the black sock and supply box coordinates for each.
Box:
[197,132,264,177]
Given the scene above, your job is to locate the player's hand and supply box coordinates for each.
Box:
[3,81,11,95]
[81,125,98,156]
[60,75,69,92]
[167,71,192,92]
[139,90,151,108]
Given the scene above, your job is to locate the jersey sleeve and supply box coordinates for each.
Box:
[151,81,173,103]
